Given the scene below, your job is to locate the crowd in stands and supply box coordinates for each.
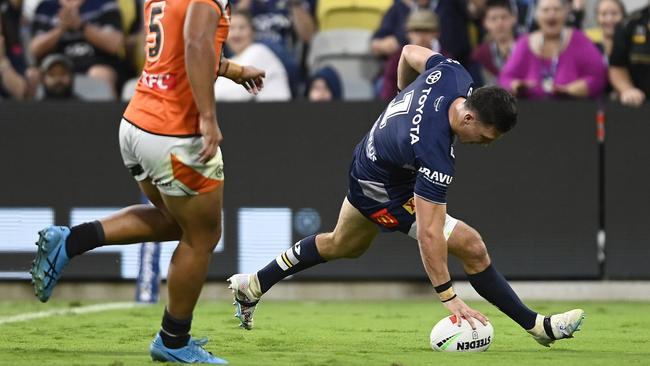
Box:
[0,0,648,106]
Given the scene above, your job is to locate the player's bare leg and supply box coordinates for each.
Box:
[143,184,228,364]
[315,197,380,260]
[229,197,379,329]
[160,185,223,318]
[445,221,491,274]
[31,179,183,302]
[446,221,585,347]
[100,180,182,244]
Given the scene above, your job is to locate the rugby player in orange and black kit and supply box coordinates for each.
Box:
[30,0,265,363]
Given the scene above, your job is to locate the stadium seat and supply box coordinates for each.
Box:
[317,0,393,31]
[74,75,114,101]
[121,77,138,102]
[307,29,381,82]
[340,75,374,100]
[34,74,114,101]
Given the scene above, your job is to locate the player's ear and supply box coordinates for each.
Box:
[463,111,475,126]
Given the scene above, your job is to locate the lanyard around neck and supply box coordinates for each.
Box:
[490,41,510,70]
[540,28,567,78]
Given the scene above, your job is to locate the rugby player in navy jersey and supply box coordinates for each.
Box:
[229,45,584,347]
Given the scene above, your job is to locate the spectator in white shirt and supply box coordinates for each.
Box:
[215,11,291,102]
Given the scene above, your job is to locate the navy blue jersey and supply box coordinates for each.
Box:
[347,54,474,232]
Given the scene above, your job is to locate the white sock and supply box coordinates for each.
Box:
[527,314,548,337]
[250,273,263,298]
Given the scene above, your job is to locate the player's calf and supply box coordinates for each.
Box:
[316,231,370,259]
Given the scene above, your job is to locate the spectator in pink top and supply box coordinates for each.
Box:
[499,0,607,100]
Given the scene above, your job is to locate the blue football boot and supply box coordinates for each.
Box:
[30,226,71,302]
[150,334,228,364]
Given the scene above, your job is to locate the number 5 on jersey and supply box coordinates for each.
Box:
[146,1,166,63]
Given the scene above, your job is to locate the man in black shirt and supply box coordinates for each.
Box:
[30,0,124,98]
[40,54,78,100]
[609,1,650,106]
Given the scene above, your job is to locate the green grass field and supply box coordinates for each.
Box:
[0,300,648,366]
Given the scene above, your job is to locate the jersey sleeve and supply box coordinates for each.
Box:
[413,129,455,204]
[609,23,631,67]
[425,54,447,70]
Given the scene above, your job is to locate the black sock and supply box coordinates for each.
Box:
[468,264,537,330]
[64,221,105,258]
[159,308,191,349]
[257,234,326,293]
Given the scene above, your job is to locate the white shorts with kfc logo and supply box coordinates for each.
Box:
[118,118,224,196]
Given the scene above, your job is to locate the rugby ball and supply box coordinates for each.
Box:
[430,315,493,352]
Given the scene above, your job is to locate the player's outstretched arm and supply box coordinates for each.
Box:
[397,45,439,91]
[184,2,222,163]
[414,195,488,330]
[218,58,266,95]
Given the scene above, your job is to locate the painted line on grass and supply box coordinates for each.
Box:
[0,302,144,326]
[0,272,31,279]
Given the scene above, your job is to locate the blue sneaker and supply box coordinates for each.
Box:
[30,226,71,303]
[150,334,228,364]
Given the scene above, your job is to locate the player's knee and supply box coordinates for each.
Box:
[457,224,489,263]
[184,224,222,254]
[463,233,491,272]
[315,232,341,259]
[160,210,182,238]
[467,237,488,262]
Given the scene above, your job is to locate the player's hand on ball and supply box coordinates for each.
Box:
[198,115,223,163]
[443,296,488,330]
[236,66,266,95]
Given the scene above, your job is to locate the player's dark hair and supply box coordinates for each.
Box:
[465,86,517,133]
[486,0,514,13]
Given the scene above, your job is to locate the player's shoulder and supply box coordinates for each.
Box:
[422,57,472,88]
[425,55,468,75]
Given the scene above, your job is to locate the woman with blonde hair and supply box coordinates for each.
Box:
[585,0,626,60]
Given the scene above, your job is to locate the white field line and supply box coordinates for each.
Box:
[0,302,144,326]
[0,272,31,279]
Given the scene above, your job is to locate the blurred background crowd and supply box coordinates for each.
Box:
[0,0,648,106]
